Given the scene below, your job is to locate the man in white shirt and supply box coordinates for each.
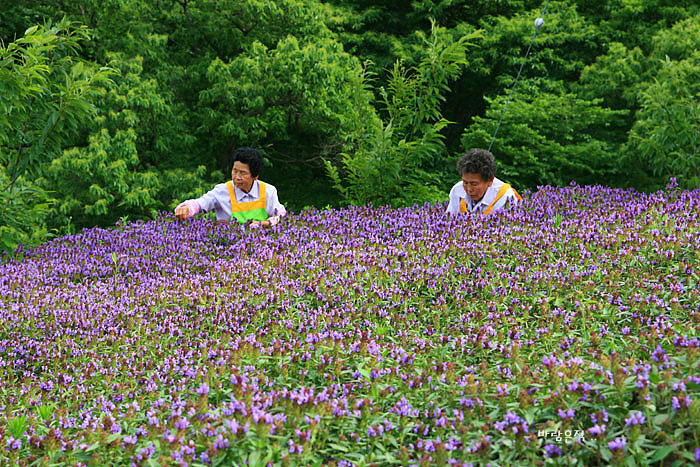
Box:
[446,148,521,215]
[174,147,286,227]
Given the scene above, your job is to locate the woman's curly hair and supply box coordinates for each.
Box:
[456,148,497,181]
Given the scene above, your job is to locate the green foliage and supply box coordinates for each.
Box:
[592,0,699,50]
[0,19,112,190]
[0,175,52,254]
[6,415,28,439]
[467,2,603,99]
[167,0,333,60]
[462,79,628,188]
[625,55,700,189]
[2,0,700,241]
[0,19,113,252]
[325,0,525,72]
[576,14,700,190]
[199,34,376,169]
[597,14,700,190]
[326,21,478,207]
[578,42,645,111]
[39,54,206,231]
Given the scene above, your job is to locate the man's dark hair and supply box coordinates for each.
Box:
[456,148,497,181]
[232,147,264,177]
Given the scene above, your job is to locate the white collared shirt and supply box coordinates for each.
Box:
[446,177,518,214]
[195,180,286,221]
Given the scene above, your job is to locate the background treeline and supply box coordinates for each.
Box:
[2,0,699,252]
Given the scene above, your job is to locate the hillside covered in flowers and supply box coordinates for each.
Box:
[1,182,699,466]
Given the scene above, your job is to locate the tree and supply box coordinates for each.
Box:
[198,35,377,174]
[461,79,627,189]
[0,19,112,252]
[624,54,700,190]
[39,53,209,231]
[590,0,699,51]
[325,21,479,207]
[582,14,700,190]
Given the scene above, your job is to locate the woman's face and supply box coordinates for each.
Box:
[462,172,494,202]
[231,161,258,193]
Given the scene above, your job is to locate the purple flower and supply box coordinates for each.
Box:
[557,407,575,420]
[651,346,669,363]
[624,411,646,426]
[588,424,606,436]
[544,444,562,457]
[6,437,22,450]
[672,382,686,392]
[590,409,609,424]
[174,418,190,430]
[672,396,681,411]
[608,437,627,452]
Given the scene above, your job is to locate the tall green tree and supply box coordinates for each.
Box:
[461,79,627,189]
[581,14,700,189]
[0,20,112,252]
[326,22,479,206]
[38,54,208,230]
[198,35,376,174]
[587,0,699,50]
[622,15,700,189]
[625,56,700,189]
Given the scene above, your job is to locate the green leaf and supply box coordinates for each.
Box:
[248,450,261,466]
[329,443,349,452]
[7,415,28,438]
[85,442,100,452]
[652,413,668,425]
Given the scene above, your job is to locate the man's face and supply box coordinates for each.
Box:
[462,172,494,202]
[231,161,258,193]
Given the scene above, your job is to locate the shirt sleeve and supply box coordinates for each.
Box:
[194,185,225,214]
[175,200,200,218]
[446,185,461,214]
[266,185,286,218]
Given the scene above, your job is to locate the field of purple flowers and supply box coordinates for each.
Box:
[1,182,699,466]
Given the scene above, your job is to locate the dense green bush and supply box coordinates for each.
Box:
[325,22,478,207]
[38,53,205,231]
[461,79,628,188]
[0,19,113,251]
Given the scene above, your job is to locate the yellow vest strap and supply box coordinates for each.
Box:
[512,187,523,201]
[226,181,267,213]
[460,197,468,214]
[483,183,512,215]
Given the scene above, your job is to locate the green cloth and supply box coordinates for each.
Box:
[230,207,268,224]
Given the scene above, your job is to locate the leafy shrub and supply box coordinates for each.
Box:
[461,79,628,189]
[326,21,480,207]
[0,19,113,252]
